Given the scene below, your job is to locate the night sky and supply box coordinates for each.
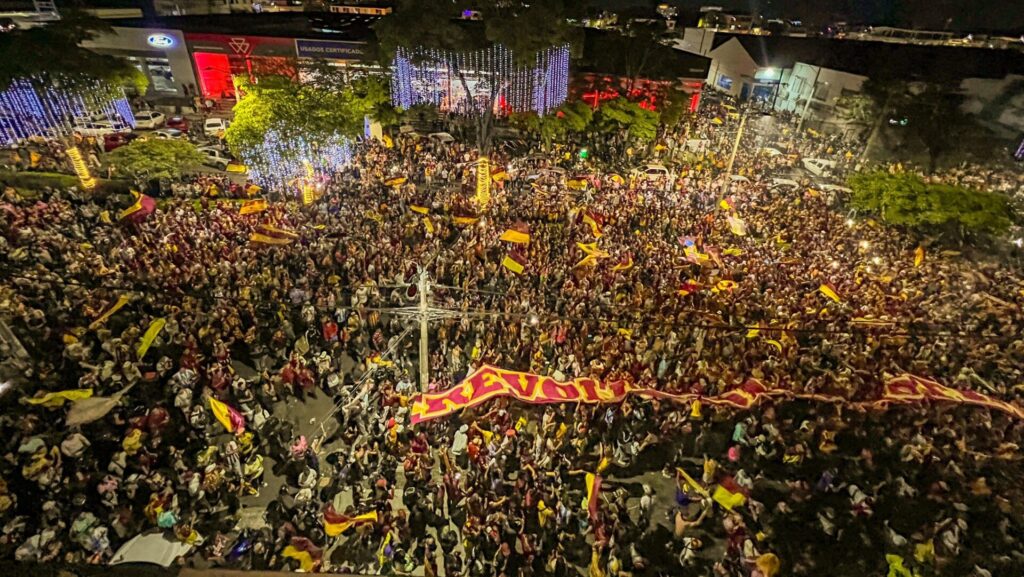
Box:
[593,0,1024,34]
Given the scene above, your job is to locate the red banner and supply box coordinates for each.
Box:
[409,365,1024,425]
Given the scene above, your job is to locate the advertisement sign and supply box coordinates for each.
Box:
[294,39,367,60]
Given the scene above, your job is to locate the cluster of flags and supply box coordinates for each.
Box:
[500,224,531,274]
[238,199,267,215]
[576,242,610,267]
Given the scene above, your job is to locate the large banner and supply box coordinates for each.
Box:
[409,365,1024,424]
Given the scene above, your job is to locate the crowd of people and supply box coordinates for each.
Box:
[1,96,1023,577]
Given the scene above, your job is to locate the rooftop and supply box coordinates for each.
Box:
[108,11,382,41]
[713,33,1024,81]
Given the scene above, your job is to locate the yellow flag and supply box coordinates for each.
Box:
[499,229,531,244]
[818,284,842,303]
[377,532,392,566]
[712,484,746,510]
[454,216,479,225]
[89,294,130,330]
[385,177,408,187]
[502,255,525,274]
[422,216,435,234]
[22,389,93,408]
[914,246,924,267]
[746,327,760,338]
[250,233,293,245]
[136,318,166,359]
[676,467,710,498]
[582,213,603,238]
[324,510,377,537]
[410,204,428,214]
[99,210,111,224]
[239,199,267,215]
[259,224,299,238]
[765,339,783,353]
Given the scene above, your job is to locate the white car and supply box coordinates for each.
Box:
[632,163,674,181]
[801,157,837,176]
[152,128,185,140]
[203,117,230,137]
[525,167,567,183]
[74,121,131,137]
[761,147,784,157]
[134,111,165,129]
[197,146,232,170]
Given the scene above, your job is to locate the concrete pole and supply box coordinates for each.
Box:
[418,273,430,391]
[720,111,748,199]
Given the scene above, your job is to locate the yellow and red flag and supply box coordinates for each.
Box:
[585,473,602,521]
[611,254,634,271]
[422,216,435,234]
[89,294,131,330]
[678,280,702,297]
[410,204,428,214]
[453,215,479,226]
[582,212,604,238]
[250,233,292,245]
[324,505,377,537]
[208,397,245,433]
[22,389,93,408]
[502,251,527,274]
[818,283,842,303]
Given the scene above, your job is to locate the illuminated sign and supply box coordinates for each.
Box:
[147,33,176,48]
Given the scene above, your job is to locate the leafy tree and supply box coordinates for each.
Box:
[373,0,473,63]
[596,97,660,142]
[659,89,690,130]
[479,0,584,63]
[847,170,1013,237]
[900,83,973,173]
[226,64,390,159]
[835,93,877,125]
[0,10,146,94]
[510,101,592,150]
[106,139,206,180]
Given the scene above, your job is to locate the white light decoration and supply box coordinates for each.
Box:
[392,44,570,116]
[241,128,354,198]
[0,76,135,145]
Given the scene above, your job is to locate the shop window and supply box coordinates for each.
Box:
[146,57,177,93]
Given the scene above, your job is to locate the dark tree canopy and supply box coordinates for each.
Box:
[0,10,145,94]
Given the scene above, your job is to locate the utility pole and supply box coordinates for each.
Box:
[720,111,748,199]
[417,272,430,391]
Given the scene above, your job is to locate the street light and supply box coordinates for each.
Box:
[720,107,772,199]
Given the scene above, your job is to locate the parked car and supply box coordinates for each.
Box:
[630,163,675,182]
[166,116,190,132]
[133,111,165,129]
[103,132,140,152]
[75,120,131,137]
[203,117,230,137]
[197,146,233,170]
[152,128,185,140]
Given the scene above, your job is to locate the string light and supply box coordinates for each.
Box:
[0,76,135,145]
[392,44,570,116]
[241,128,354,199]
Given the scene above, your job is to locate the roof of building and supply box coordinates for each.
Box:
[108,11,382,42]
[580,28,711,80]
[712,34,1024,81]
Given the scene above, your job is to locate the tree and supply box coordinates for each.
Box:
[106,139,206,181]
[847,170,1013,237]
[225,63,390,160]
[659,89,690,130]
[479,0,584,63]
[0,10,146,95]
[373,0,473,63]
[596,97,660,142]
[835,93,877,126]
[510,101,592,150]
[900,83,973,173]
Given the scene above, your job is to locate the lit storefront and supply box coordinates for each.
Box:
[184,33,297,100]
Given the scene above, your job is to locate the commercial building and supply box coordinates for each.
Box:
[85,13,380,101]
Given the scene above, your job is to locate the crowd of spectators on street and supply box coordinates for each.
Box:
[0,99,1022,577]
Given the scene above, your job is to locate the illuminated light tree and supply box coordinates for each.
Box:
[0,10,146,191]
[226,64,386,198]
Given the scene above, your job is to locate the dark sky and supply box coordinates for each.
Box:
[592,0,1024,34]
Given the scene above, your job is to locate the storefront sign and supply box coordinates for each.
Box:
[147,33,176,48]
[295,39,367,60]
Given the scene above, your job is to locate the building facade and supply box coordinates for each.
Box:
[81,27,198,99]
